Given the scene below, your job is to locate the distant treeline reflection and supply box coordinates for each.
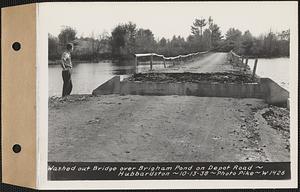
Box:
[49,17,290,64]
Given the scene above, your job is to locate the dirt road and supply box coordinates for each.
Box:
[49,95,289,162]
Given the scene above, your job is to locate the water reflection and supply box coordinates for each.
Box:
[248,58,289,91]
[110,59,136,75]
[49,59,166,97]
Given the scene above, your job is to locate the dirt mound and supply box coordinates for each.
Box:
[261,106,290,151]
[126,72,256,84]
[262,106,290,132]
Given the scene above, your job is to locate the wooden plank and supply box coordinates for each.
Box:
[252,58,258,80]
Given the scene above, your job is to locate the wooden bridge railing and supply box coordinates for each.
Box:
[134,51,208,73]
[229,50,258,80]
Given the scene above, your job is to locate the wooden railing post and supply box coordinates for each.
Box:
[252,58,258,80]
[228,52,232,63]
[135,56,138,73]
[150,54,153,70]
[163,58,166,68]
[245,57,248,69]
[233,55,236,65]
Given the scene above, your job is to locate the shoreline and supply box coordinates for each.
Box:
[48,59,113,65]
[48,56,290,65]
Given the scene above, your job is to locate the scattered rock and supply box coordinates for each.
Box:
[102,102,115,105]
[212,136,222,140]
[87,119,100,124]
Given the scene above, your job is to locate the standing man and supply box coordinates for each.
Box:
[61,43,74,97]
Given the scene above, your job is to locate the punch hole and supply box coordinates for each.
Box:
[12,144,21,153]
[12,42,21,51]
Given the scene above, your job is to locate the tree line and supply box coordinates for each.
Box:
[48,17,290,62]
[221,28,290,58]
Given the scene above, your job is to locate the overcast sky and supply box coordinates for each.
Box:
[41,2,297,40]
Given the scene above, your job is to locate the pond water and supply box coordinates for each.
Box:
[49,57,290,97]
[247,57,290,91]
[48,61,167,97]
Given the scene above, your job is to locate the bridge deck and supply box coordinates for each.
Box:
[154,52,242,74]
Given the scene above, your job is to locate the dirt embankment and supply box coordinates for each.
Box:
[125,72,257,84]
[261,106,290,151]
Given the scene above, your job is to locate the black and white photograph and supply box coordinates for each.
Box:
[44,1,297,185]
